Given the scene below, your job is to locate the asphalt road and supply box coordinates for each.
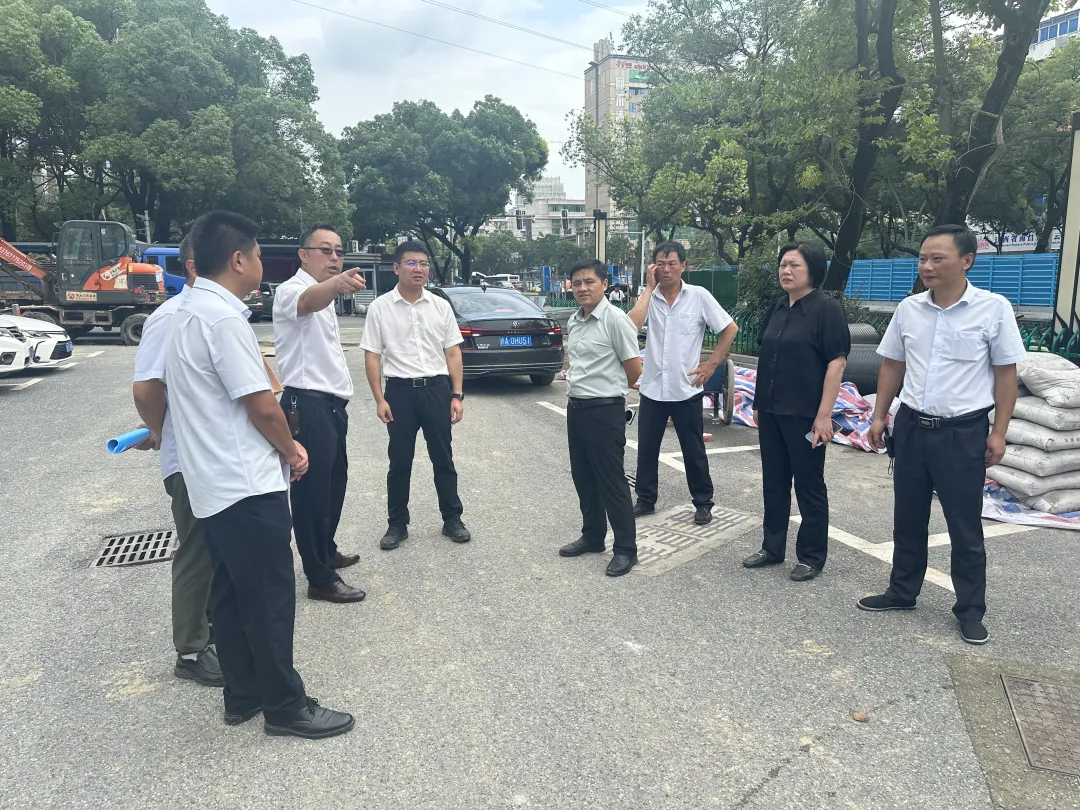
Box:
[1,317,1078,809]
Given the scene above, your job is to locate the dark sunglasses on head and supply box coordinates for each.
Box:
[305,246,345,258]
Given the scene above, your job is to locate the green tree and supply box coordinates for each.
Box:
[472,230,524,277]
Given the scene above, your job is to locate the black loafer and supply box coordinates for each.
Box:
[307,578,366,603]
[380,525,408,550]
[442,518,472,543]
[856,594,917,612]
[742,550,783,569]
[789,563,821,582]
[694,506,713,525]
[224,705,262,726]
[606,554,637,577]
[559,537,606,557]
[331,551,360,569]
[264,697,355,740]
[175,647,226,688]
[960,619,989,645]
[633,501,655,518]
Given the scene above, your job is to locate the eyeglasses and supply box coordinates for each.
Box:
[304,246,345,258]
[403,260,430,270]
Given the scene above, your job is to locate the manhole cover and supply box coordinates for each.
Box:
[1001,674,1080,777]
[93,530,177,568]
[625,471,637,487]
[634,505,755,576]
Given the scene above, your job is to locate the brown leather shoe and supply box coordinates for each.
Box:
[307,578,366,603]
[331,551,360,569]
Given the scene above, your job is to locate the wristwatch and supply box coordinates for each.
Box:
[451,392,464,401]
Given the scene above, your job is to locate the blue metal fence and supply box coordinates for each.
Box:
[843,254,1060,306]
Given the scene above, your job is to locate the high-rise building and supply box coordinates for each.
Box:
[1028,8,1079,60]
[584,38,651,227]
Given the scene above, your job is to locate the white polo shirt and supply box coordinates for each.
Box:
[639,282,734,402]
[877,283,1027,418]
[360,287,463,379]
[272,269,353,399]
[165,277,286,519]
[132,287,185,480]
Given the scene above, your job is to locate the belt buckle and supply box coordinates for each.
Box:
[412,378,426,388]
[917,415,939,429]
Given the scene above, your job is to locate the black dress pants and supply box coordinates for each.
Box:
[758,411,829,569]
[384,376,463,527]
[886,405,988,621]
[635,393,714,508]
[283,390,347,588]
[568,399,636,554]
[202,491,307,723]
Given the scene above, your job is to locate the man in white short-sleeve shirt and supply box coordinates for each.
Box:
[273,224,366,604]
[862,225,1027,647]
[166,210,353,740]
[628,241,739,525]
[132,235,221,688]
[361,241,470,551]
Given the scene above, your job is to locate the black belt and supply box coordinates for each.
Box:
[901,404,991,429]
[283,387,349,409]
[386,375,448,388]
[567,396,625,409]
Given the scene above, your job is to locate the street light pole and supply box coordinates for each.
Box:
[1053,112,1080,344]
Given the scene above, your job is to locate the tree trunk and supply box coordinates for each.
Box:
[153,192,175,242]
[936,0,1052,225]
[823,0,903,292]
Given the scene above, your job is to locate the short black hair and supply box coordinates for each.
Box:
[300,223,339,249]
[569,259,608,282]
[777,241,828,288]
[923,224,978,259]
[393,240,429,264]
[188,211,259,277]
[177,234,192,266]
[652,240,686,263]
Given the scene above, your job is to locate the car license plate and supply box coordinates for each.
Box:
[28,344,36,359]
[500,335,531,347]
[65,341,72,352]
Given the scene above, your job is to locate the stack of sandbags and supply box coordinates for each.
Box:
[987,352,1080,513]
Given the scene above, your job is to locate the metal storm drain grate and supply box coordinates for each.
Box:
[625,471,637,487]
[634,505,755,577]
[1001,674,1080,777]
[93,530,177,568]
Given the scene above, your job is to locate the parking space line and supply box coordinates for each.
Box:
[704,446,759,455]
[0,378,43,391]
[927,522,1036,548]
[84,351,104,358]
[791,516,955,593]
[57,362,78,370]
[537,401,566,416]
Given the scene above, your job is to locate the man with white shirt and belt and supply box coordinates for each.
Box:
[132,235,222,688]
[361,241,471,551]
[167,210,353,738]
[628,241,738,524]
[273,224,366,604]
[864,224,1026,646]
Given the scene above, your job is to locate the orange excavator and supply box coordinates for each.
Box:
[0,220,167,345]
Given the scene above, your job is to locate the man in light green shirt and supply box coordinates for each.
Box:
[558,259,643,576]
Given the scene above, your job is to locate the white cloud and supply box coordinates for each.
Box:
[207,0,647,198]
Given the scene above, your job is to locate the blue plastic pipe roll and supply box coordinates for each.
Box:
[107,427,152,454]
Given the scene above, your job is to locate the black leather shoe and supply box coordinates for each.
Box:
[857,593,916,612]
[559,537,606,557]
[960,619,989,645]
[175,647,225,687]
[224,705,262,725]
[442,518,472,543]
[264,698,355,739]
[307,578,366,603]
[742,550,783,569]
[606,554,638,577]
[331,551,360,569]
[633,501,655,518]
[380,525,408,550]
[694,506,713,525]
[789,563,821,581]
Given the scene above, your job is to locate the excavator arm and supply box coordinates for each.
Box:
[0,238,51,280]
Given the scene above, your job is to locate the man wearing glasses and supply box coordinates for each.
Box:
[628,241,738,524]
[273,224,367,604]
[361,241,471,550]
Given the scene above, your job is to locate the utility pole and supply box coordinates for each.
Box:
[140,210,152,243]
[593,209,607,264]
[1053,112,1080,346]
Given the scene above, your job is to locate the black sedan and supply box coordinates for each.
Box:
[432,287,563,385]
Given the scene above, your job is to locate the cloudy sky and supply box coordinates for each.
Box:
[206,0,648,199]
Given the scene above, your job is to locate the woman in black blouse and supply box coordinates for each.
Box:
[742,242,850,581]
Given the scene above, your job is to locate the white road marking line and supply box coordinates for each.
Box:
[84,351,104,358]
[704,445,760,455]
[1,378,43,391]
[791,516,955,593]
[57,362,78,370]
[926,522,1036,548]
[537,401,566,416]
